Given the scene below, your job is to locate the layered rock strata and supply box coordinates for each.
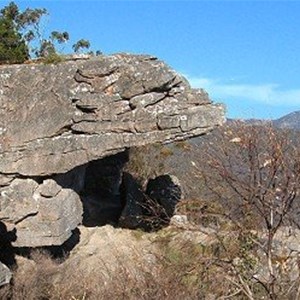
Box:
[0,54,225,247]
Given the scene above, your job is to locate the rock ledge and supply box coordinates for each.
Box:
[0,53,224,247]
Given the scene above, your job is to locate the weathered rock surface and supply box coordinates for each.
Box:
[0,178,82,247]
[118,172,148,229]
[146,174,182,218]
[64,225,158,278]
[0,262,11,287]
[0,53,224,247]
[0,53,224,177]
[119,173,183,230]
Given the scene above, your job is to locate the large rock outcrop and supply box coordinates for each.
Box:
[0,53,225,247]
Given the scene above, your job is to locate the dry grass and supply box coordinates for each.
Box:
[0,235,256,300]
[124,144,172,188]
[0,247,204,300]
[2,124,300,299]
[0,226,279,300]
[1,227,299,299]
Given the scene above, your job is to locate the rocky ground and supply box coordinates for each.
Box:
[1,218,222,300]
[1,53,300,298]
[3,211,300,300]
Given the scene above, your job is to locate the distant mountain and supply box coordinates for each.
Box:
[273,111,300,130]
[227,118,271,126]
[227,111,300,131]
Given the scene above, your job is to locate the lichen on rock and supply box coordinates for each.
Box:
[0,53,225,248]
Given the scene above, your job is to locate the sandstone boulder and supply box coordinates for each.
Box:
[0,262,11,287]
[0,178,82,247]
[118,172,148,230]
[146,174,182,218]
[0,53,224,247]
[119,173,182,231]
[0,54,224,178]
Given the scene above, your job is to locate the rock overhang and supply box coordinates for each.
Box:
[0,53,225,247]
[0,53,225,178]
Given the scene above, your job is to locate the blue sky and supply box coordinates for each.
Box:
[2,0,300,119]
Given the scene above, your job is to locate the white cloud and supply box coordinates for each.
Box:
[185,75,300,107]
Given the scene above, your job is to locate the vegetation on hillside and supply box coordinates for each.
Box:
[1,122,300,299]
[0,2,93,64]
[0,2,29,63]
[125,122,300,299]
[1,3,300,297]
[196,123,300,299]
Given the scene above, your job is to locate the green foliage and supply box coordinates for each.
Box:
[16,7,47,30]
[51,31,69,44]
[42,52,65,64]
[0,1,48,63]
[0,4,28,64]
[72,38,90,53]
[0,2,95,64]
[37,31,69,58]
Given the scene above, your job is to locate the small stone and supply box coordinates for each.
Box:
[38,179,61,198]
[0,262,11,287]
[170,215,189,227]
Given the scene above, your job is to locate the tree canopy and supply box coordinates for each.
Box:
[0,2,93,64]
[72,39,90,53]
[0,2,29,63]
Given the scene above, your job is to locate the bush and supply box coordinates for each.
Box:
[0,2,93,64]
[0,14,28,64]
[42,52,65,65]
[196,122,300,299]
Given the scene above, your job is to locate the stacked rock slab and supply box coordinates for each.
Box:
[0,53,225,247]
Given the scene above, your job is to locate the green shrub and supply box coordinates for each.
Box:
[0,2,93,65]
[0,17,28,64]
[42,52,65,64]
